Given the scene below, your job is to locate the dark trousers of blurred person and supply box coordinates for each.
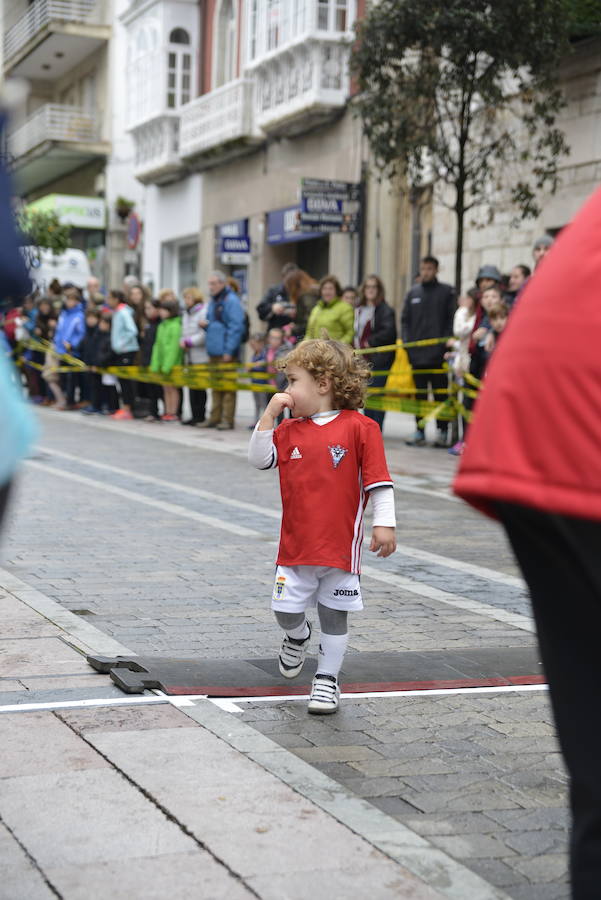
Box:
[114,353,137,409]
[137,381,163,419]
[189,388,206,424]
[412,371,449,440]
[497,501,601,900]
[89,373,118,413]
[364,372,387,431]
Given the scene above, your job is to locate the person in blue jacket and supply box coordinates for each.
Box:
[54,286,85,408]
[199,270,245,431]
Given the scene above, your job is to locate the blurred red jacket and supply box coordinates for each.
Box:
[454,187,601,521]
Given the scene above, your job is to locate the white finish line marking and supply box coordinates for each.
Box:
[26,459,534,634]
[0,684,547,715]
[207,682,548,712]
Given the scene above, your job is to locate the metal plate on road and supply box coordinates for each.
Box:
[87,647,545,696]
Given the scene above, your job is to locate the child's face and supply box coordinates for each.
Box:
[491,315,508,334]
[86,315,99,328]
[250,339,264,353]
[284,364,329,418]
[65,295,80,309]
[99,320,110,332]
[267,330,283,349]
[481,289,500,312]
[342,289,357,306]
[144,302,158,320]
[159,307,170,319]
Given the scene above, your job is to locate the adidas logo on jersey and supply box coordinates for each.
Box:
[290,447,303,460]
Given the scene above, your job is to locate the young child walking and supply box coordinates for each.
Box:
[248,339,396,714]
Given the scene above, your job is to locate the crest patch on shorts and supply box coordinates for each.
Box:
[274,575,286,600]
[328,444,348,469]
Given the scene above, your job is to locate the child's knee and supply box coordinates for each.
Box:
[274,610,306,630]
[317,603,348,635]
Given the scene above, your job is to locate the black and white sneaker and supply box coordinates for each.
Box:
[308,674,340,715]
[278,622,312,678]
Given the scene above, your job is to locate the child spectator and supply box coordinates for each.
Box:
[41,317,66,408]
[248,339,396,715]
[447,289,479,457]
[180,286,208,426]
[79,309,101,414]
[139,298,163,421]
[54,287,85,409]
[488,301,509,350]
[107,289,139,420]
[341,285,358,307]
[151,299,183,421]
[95,313,119,414]
[248,332,268,428]
[451,289,479,377]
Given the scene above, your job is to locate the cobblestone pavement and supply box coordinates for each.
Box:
[2,406,569,898]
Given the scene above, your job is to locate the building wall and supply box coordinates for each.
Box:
[431,37,601,290]
[142,174,202,290]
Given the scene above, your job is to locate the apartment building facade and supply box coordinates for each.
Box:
[123,0,421,315]
[4,0,144,289]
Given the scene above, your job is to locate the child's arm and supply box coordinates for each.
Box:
[248,392,293,469]
[368,486,396,558]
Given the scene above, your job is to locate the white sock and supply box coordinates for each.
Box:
[316,632,348,678]
[287,620,310,641]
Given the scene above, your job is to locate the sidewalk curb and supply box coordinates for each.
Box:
[0,566,136,658]
[181,699,511,900]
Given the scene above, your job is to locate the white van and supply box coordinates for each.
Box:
[24,247,92,292]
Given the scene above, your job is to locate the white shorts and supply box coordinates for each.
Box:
[271,565,363,614]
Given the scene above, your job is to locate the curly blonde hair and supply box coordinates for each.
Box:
[278,339,370,410]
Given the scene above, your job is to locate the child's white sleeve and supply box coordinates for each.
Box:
[369,486,396,527]
[248,426,278,469]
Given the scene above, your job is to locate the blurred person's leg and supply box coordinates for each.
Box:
[497,501,601,900]
[189,388,206,423]
[364,373,387,431]
[221,390,236,429]
[0,480,11,529]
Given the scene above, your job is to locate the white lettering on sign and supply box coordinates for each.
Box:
[284,209,299,232]
[221,223,242,237]
[307,197,340,212]
[224,239,248,251]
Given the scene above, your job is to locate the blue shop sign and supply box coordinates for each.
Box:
[221,235,250,254]
[266,206,322,245]
[217,219,248,238]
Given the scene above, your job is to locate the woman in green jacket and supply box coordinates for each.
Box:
[305,274,355,344]
[151,299,183,421]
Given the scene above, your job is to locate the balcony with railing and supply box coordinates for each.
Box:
[252,38,352,137]
[9,104,109,193]
[4,0,110,78]
[179,79,262,170]
[131,114,184,185]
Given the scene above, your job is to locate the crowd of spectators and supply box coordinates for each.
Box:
[1,235,552,438]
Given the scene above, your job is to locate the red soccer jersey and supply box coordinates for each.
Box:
[272,410,393,574]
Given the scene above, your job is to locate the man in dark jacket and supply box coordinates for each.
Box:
[401,256,456,446]
[256,262,297,330]
[361,275,397,431]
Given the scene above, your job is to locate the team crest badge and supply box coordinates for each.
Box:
[274,575,286,600]
[328,444,348,469]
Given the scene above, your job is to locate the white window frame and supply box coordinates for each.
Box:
[213,0,238,89]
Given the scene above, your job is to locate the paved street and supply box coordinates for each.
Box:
[0,399,569,899]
